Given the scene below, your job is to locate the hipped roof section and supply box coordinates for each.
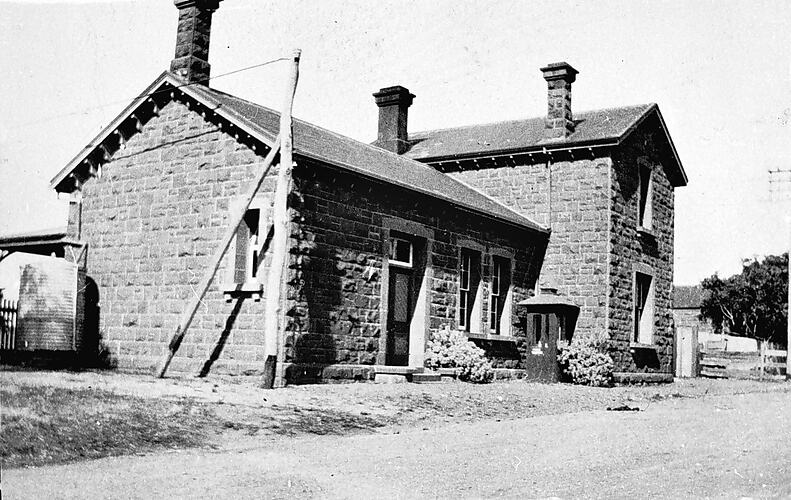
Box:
[405,104,688,187]
[50,72,547,234]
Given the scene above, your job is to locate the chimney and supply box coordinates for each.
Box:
[170,0,223,85]
[373,86,415,154]
[540,62,578,140]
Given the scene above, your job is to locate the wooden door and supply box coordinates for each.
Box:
[386,267,412,366]
[527,312,561,382]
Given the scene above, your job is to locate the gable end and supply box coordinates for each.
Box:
[49,73,277,194]
[618,106,687,188]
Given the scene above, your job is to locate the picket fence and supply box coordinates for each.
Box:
[1,299,18,350]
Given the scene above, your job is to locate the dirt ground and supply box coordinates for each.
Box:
[4,369,789,447]
[4,375,790,499]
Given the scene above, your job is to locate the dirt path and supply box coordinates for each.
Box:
[5,389,790,499]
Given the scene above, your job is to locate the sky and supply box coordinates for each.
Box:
[0,0,789,286]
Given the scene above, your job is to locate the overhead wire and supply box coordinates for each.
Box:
[14,57,290,130]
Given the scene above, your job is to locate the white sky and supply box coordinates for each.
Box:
[1,0,789,286]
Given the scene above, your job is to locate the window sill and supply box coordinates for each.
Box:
[466,333,519,343]
[637,226,656,239]
[222,282,264,300]
[629,342,657,352]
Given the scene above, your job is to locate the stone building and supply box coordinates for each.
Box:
[402,63,687,380]
[672,285,759,352]
[672,285,712,334]
[45,0,686,384]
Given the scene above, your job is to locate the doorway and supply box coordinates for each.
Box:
[386,266,413,366]
[381,225,431,368]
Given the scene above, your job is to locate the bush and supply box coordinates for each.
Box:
[425,327,494,384]
[557,330,614,387]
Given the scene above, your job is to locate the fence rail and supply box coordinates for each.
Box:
[700,348,787,380]
[1,299,18,350]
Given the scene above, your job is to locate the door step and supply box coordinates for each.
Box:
[373,366,441,384]
[373,366,423,375]
[410,372,442,383]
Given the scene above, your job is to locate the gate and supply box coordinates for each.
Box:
[675,325,700,378]
[1,298,18,350]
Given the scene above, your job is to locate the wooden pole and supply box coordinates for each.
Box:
[262,49,301,389]
[787,220,790,380]
[156,140,281,378]
[759,339,765,382]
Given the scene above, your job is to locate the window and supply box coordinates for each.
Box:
[634,272,654,343]
[459,249,481,332]
[530,313,551,353]
[489,256,511,334]
[638,165,653,229]
[557,315,572,343]
[389,237,413,268]
[533,314,545,344]
[234,208,261,283]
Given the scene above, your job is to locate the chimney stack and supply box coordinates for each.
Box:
[373,86,415,154]
[541,62,578,140]
[170,0,222,85]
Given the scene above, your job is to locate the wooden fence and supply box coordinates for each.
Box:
[700,347,787,380]
[1,299,18,350]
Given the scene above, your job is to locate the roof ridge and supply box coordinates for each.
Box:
[205,87,444,175]
[410,103,654,137]
[202,88,544,231]
[294,117,442,174]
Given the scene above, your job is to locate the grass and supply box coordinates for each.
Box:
[220,404,390,437]
[0,385,217,468]
[2,372,788,469]
[0,382,391,469]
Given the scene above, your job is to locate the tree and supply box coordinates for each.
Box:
[699,252,788,348]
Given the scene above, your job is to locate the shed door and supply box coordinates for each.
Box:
[16,259,78,351]
[527,312,561,382]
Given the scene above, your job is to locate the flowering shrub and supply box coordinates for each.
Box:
[424,327,494,384]
[557,330,614,387]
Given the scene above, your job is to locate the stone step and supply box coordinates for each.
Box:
[374,366,423,375]
[410,372,442,383]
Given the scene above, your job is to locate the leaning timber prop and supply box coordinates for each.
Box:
[156,49,301,379]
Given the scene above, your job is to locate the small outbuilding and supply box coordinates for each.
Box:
[517,287,580,381]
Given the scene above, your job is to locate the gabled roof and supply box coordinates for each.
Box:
[405,104,687,187]
[672,285,704,309]
[50,72,546,234]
